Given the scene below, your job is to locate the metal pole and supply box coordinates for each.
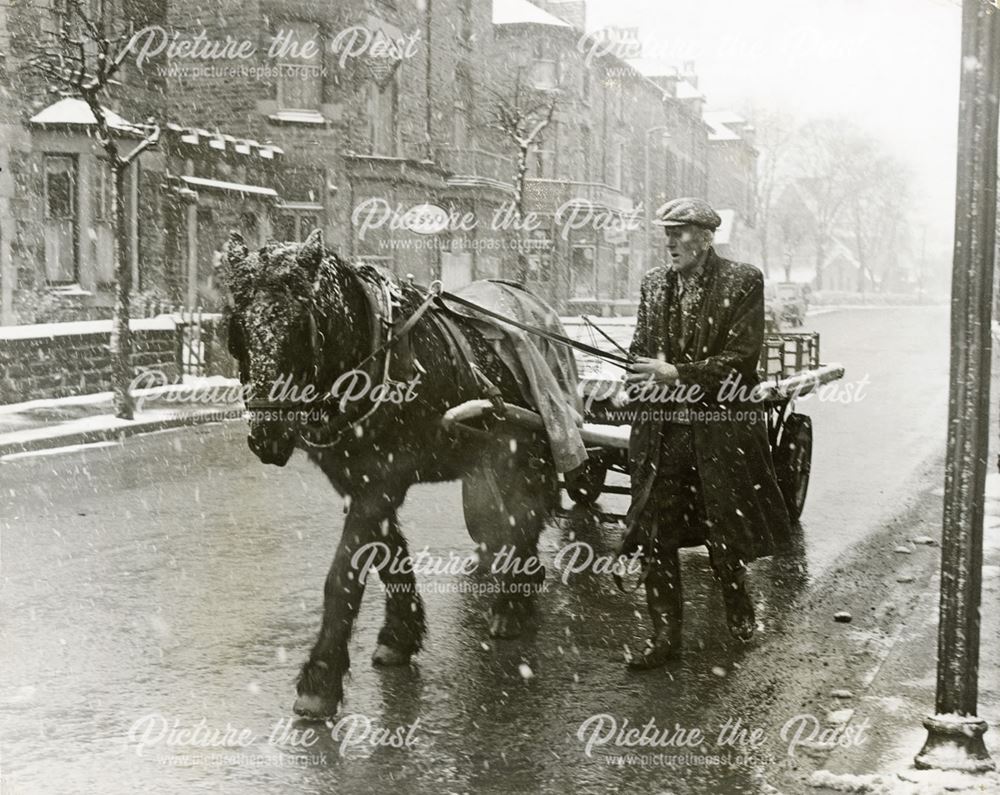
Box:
[915,0,1000,773]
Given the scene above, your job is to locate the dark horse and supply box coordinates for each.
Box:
[220,229,563,719]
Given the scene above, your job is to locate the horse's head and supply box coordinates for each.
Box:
[220,228,335,466]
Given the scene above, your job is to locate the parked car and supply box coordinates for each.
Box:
[775,281,809,327]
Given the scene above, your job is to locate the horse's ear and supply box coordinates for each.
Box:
[297,228,325,279]
[220,231,252,297]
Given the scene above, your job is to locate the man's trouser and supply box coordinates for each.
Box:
[642,423,746,628]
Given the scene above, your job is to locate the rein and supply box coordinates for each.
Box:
[434,289,632,369]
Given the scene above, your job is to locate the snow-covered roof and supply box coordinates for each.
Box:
[705,109,746,125]
[29,98,138,132]
[166,124,283,159]
[703,110,746,141]
[180,176,279,199]
[625,58,675,78]
[266,110,326,126]
[493,0,572,28]
[675,80,704,100]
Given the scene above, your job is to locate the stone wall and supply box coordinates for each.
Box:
[0,319,181,404]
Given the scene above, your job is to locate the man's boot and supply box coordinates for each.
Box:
[719,565,756,642]
[629,549,682,670]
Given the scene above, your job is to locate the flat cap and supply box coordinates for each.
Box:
[656,197,722,230]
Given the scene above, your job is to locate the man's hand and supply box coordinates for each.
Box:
[626,357,679,385]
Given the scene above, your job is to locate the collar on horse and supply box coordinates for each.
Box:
[298,267,441,447]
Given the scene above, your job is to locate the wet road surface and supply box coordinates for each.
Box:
[0,306,949,794]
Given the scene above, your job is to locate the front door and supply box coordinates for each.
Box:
[43,154,78,283]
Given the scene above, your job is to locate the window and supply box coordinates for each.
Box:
[619,141,628,192]
[277,21,322,111]
[44,154,78,283]
[609,137,623,189]
[579,126,592,182]
[531,130,554,179]
[532,43,558,90]
[45,155,76,220]
[453,72,473,149]
[281,167,323,203]
[367,77,398,155]
[664,151,676,197]
[273,212,318,242]
[525,230,552,282]
[458,0,474,45]
[95,162,113,222]
[571,245,596,298]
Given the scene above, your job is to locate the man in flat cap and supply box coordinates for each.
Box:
[622,197,792,669]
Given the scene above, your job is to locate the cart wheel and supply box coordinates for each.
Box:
[564,455,608,505]
[774,413,813,520]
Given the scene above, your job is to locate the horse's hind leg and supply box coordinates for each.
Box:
[372,513,427,666]
[294,489,404,719]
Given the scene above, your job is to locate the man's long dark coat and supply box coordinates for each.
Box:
[625,248,792,569]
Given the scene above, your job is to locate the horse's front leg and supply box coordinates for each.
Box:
[371,512,427,666]
[293,490,403,719]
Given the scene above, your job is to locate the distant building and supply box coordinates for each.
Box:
[703,110,757,263]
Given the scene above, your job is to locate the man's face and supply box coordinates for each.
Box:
[664,225,709,272]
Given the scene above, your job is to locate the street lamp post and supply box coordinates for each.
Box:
[914,0,1000,773]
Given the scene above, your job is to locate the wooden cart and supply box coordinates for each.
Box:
[562,332,844,521]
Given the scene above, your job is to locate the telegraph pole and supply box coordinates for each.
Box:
[915,0,1000,773]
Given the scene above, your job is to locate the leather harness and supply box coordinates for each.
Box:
[294,268,630,448]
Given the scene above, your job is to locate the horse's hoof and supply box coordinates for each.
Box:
[372,644,412,666]
[293,693,339,720]
[489,612,523,639]
[627,632,681,670]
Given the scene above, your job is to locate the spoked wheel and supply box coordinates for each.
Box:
[563,454,609,505]
[774,413,813,520]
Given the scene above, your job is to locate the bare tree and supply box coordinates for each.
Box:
[29,0,159,419]
[750,107,797,278]
[489,71,557,281]
[844,153,912,292]
[792,119,861,289]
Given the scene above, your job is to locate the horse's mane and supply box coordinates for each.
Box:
[248,239,350,314]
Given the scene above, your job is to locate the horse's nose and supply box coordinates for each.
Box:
[247,423,295,466]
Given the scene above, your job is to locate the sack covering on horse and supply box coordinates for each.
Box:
[440,280,588,473]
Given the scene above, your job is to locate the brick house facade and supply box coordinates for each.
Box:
[0,0,754,323]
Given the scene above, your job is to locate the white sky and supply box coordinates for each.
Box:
[585,0,964,257]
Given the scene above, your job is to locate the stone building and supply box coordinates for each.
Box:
[703,109,757,262]
[0,0,750,322]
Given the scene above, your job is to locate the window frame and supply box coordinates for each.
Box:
[276,20,324,112]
